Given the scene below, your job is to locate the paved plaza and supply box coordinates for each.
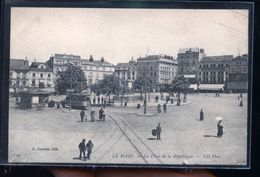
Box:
[8,93,248,165]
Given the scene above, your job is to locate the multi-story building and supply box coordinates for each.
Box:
[10,59,54,89]
[9,59,30,88]
[81,56,115,85]
[47,54,115,85]
[47,54,81,75]
[226,54,248,92]
[177,48,206,77]
[28,62,54,88]
[115,59,137,89]
[136,54,178,89]
[198,55,233,84]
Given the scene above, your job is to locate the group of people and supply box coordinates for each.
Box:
[92,96,106,105]
[78,139,94,161]
[157,103,167,113]
[80,108,106,122]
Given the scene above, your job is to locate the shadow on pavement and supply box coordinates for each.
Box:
[204,135,218,138]
[147,137,157,140]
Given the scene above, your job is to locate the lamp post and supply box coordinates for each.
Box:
[69,70,72,111]
[144,78,147,115]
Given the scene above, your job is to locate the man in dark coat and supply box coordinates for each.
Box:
[78,139,86,160]
[86,140,94,160]
[156,123,162,140]
[157,103,161,113]
[200,109,204,121]
[163,103,167,113]
[80,109,85,122]
[99,108,104,120]
[98,97,100,104]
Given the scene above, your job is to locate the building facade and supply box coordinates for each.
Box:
[47,54,115,85]
[115,59,137,89]
[47,54,81,75]
[10,59,54,89]
[28,62,54,88]
[136,54,178,88]
[177,48,206,77]
[81,56,115,85]
[10,59,30,88]
[198,55,233,84]
[226,54,248,92]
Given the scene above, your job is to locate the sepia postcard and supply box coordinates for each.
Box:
[3,3,253,168]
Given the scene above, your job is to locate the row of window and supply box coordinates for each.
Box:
[178,54,198,59]
[230,67,248,73]
[199,71,228,76]
[199,63,229,68]
[82,65,113,71]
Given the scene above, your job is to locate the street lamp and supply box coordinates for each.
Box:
[144,77,147,115]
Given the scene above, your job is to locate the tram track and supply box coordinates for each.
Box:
[107,111,163,164]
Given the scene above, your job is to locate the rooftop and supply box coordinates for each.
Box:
[53,53,81,60]
[10,59,30,70]
[200,55,233,62]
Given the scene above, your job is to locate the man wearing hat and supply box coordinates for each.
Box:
[78,139,86,160]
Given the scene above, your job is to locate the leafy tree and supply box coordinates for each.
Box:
[169,76,190,101]
[97,74,120,101]
[132,76,153,93]
[55,64,87,94]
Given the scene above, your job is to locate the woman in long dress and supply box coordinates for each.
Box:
[217,120,223,137]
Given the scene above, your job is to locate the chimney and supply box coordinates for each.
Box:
[101,57,104,62]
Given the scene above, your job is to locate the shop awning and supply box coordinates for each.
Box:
[198,84,224,91]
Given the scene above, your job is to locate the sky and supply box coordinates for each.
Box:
[10,8,248,64]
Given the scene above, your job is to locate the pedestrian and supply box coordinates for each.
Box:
[137,102,141,109]
[155,95,159,102]
[217,120,224,138]
[101,97,104,104]
[177,98,181,106]
[157,103,161,113]
[156,123,162,140]
[200,109,204,121]
[124,101,127,107]
[86,140,94,160]
[93,97,96,104]
[90,109,95,122]
[99,108,104,120]
[98,97,100,104]
[103,100,106,109]
[240,93,243,98]
[163,103,167,113]
[238,95,240,100]
[240,100,243,107]
[61,100,65,108]
[170,98,174,104]
[102,109,106,121]
[56,102,60,109]
[80,109,85,122]
[78,139,86,160]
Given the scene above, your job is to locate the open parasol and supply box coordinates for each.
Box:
[215,116,223,121]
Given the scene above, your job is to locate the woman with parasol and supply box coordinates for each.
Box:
[216,116,224,137]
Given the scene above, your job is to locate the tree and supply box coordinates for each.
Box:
[169,76,190,101]
[55,64,87,94]
[132,76,153,96]
[97,74,120,101]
